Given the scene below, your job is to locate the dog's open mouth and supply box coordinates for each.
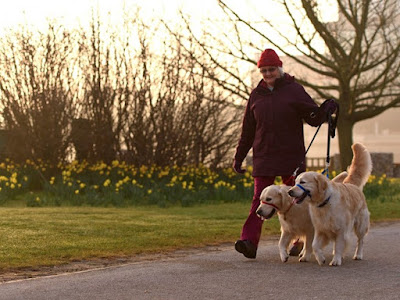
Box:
[294,192,308,204]
[258,208,276,220]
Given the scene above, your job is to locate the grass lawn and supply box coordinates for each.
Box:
[1,198,399,270]
[0,203,281,269]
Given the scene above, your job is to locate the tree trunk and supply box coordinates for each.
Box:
[337,118,354,171]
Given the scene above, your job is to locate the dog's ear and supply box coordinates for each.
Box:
[277,188,286,204]
[259,188,266,201]
[314,174,328,194]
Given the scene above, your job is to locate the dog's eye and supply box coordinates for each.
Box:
[300,180,306,184]
[265,197,272,202]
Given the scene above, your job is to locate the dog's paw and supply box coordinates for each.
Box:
[299,256,308,262]
[353,254,363,260]
[329,257,342,266]
[280,254,289,263]
[314,253,325,265]
[317,259,325,266]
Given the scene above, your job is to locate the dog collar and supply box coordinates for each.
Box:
[261,201,279,210]
[317,196,331,208]
[261,199,295,220]
[296,184,311,198]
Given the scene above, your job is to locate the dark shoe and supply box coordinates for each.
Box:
[289,241,304,256]
[235,240,257,259]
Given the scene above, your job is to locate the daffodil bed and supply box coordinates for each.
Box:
[0,159,255,207]
[0,159,399,208]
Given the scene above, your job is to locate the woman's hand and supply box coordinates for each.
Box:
[233,160,246,174]
[322,98,338,115]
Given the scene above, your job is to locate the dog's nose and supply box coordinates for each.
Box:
[288,190,295,197]
[256,208,262,216]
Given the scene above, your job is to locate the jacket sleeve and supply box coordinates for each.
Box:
[234,94,256,163]
[293,84,330,127]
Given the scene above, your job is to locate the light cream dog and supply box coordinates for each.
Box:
[288,143,372,266]
[256,172,347,263]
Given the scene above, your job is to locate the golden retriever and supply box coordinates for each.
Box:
[288,143,372,266]
[256,172,347,263]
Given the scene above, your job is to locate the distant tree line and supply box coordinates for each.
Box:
[0,10,242,168]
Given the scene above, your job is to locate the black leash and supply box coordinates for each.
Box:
[285,99,339,185]
[322,101,339,178]
[284,123,322,185]
[321,113,332,178]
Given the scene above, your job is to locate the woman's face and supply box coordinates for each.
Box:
[259,66,280,87]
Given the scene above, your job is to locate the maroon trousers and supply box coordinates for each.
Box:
[240,175,295,247]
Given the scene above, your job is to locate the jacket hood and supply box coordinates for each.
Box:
[282,73,295,82]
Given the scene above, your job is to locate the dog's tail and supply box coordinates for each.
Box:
[343,143,372,188]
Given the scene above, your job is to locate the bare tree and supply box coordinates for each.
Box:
[172,0,400,170]
[0,6,245,168]
[73,8,240,167]
[0,23,79,164]
[122,20,241,167]
[76,11,121,163]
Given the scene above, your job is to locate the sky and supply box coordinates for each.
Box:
[0,0,339,60]
[0,0,226,33]
[0,0,338,34]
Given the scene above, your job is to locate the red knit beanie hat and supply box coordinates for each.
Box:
[257,49,282,68]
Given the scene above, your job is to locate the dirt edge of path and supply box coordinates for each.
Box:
[0,241,242,283]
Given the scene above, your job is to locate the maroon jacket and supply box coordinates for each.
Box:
[234,74,329,177]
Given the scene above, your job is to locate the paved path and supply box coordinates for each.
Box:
[0,222,399,300]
